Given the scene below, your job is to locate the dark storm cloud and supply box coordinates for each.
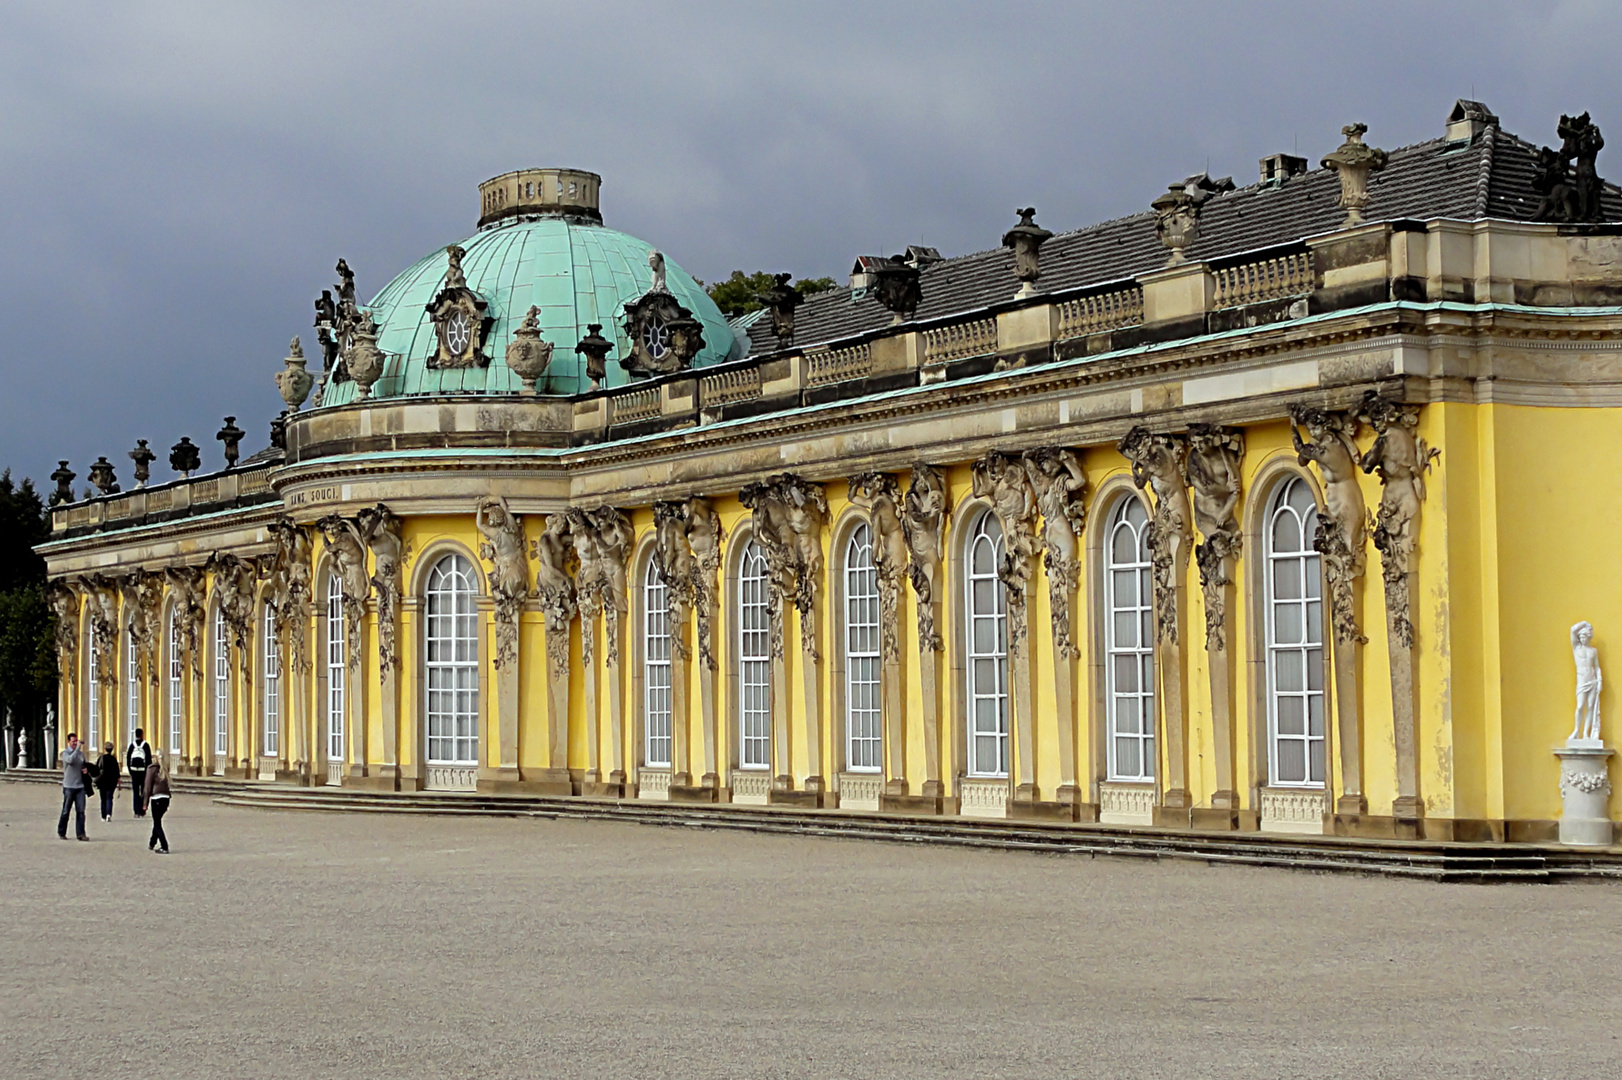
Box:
[1,0,1617,489]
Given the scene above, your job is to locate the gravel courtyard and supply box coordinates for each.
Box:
[2,783,1619,1079]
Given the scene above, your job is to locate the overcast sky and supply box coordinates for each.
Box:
[2,0,1618,492]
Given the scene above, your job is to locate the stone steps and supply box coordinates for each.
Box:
[9,770,1614,882]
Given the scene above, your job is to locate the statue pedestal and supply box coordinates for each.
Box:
[1554,744,1614,846]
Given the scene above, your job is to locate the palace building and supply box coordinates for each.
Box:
[33,100,1622,843]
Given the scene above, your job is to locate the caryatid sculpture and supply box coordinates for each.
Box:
[970,450,1040,649]
[849,472,912,662]
[1290,405,1367,646]
[739,474,827,659]
[901,464,948,653]
[164,566,206,679]
[1022,448,1088,659]
[357,504,405,674]
[208,554,259,676]
[567,506,634,666]
[652,501,698,662]
[85,575,119,687]
[1358,393,1438,649]
[475,497,531,671]
[267,517,313,674]
[1570,621,1603,746]
[738,480,797,659]
[318,514,371,672]
[683,498,725,670]
[48,580,80,683]
[1184,424,1244,652]
[1118,426,1192,646]
[535,513,577,669]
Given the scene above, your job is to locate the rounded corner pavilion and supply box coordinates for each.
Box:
[37,101,1622,852]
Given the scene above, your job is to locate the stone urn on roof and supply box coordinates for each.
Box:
[1322,123,1388,226]
[1002,207,1053,299]
[505,306,555,395]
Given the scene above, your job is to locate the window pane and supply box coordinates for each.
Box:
[1276,695,1304,736]
[1278,739,1306,784]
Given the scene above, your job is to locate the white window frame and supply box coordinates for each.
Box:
[737,541,771,770]
[424,555,479,766]
[262,603,280,758]
[86,628,100,751]
[213,606,229,757]
[643,561,673,768]
[1105,496,1156,782]
[965,510,1009,778]
[1265,476,1327,788]
[167,610,182,756]
[844,525,882,772]
[326,574,345,763]
[126,627,140,736]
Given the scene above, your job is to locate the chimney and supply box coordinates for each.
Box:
[1259,153,1308,187]
[1445,100,1499,145]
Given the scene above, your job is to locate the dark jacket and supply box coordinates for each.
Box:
[144,766,171,799]
[95,753,121,792]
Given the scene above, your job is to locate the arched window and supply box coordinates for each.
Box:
[1105,496,1155,781]
[263,603,280,758]
[844,525,881,772]
[126,627,140,735]
[1265,476,1326,787]
[213,606,229,761]
[425,555,479,767]
[737,541,771,770]
[325,573,345,764]
[86,626,100,751]
[966,510,1008,778]
[167,608,182,756]
[643,560,672,768]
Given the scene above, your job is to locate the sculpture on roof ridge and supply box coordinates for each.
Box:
[169,437,201,479]
[1002,208,1054,299]
[215,416,245,470]
[757,273,803,345]
[575,324,614,389]
[1535,112,1606,224]
[49,461,75,507]
[425,244,491,369]
[345,311,387,399]
[128,441,155,489]
[648,250,667,293]
[871,255,922,324]
[1152,173,1234,266]
[88,457,119,497]
[1322,123,1388,227]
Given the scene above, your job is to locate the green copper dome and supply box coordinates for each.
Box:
[317,213,739,405]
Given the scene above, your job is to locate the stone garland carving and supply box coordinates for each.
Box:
[164,566,207,680]
[1562,768,1611,796]
[318,514,371,673]
[1357,394,1438,650]
[848,473,912,663]
[1118,426,1192,645]
[1021,448,1088,660]
[567,506,634,666]
[268,517,314,675]
[474,497,532,672]
[969,451,1040,651]
[357,504,406,675]
[739,474,829,661]
[535,514,577,670]
[1184,425,1244,652]
[48,581,80,682]
[1289,405,1368,646]
[901,464,948,653]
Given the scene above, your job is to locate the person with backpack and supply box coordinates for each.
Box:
[57,732,88,841]
[126,729,152,818]
[94,743,121,822]
[144,756,171,854]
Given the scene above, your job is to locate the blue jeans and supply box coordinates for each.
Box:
[98,788,115,819]
[58,788,86,838]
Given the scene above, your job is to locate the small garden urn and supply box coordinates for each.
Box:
[346,312,386,400]
[505,306,554,395]
[277,337,314,413]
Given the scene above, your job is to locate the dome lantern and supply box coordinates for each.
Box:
[478,168,602,228]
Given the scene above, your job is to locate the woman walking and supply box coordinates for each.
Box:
[94,743,121,822]
[144,756,171,854]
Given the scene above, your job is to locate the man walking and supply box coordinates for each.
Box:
[57,732,88,841]
[126,728,152,818]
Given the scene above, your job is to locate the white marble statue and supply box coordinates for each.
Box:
[1570,621,1603,746]
[648,250,667,293]
[15,730,26,769]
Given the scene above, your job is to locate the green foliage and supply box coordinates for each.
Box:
[701,271,837,319]
[0,471,53,720]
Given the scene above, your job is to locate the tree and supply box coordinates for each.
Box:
[0,471,53,763]
[701,271,837,319]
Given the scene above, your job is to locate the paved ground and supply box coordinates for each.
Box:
[2,784,1620,1080]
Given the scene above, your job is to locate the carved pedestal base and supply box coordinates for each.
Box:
[1555,745,1615,847]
